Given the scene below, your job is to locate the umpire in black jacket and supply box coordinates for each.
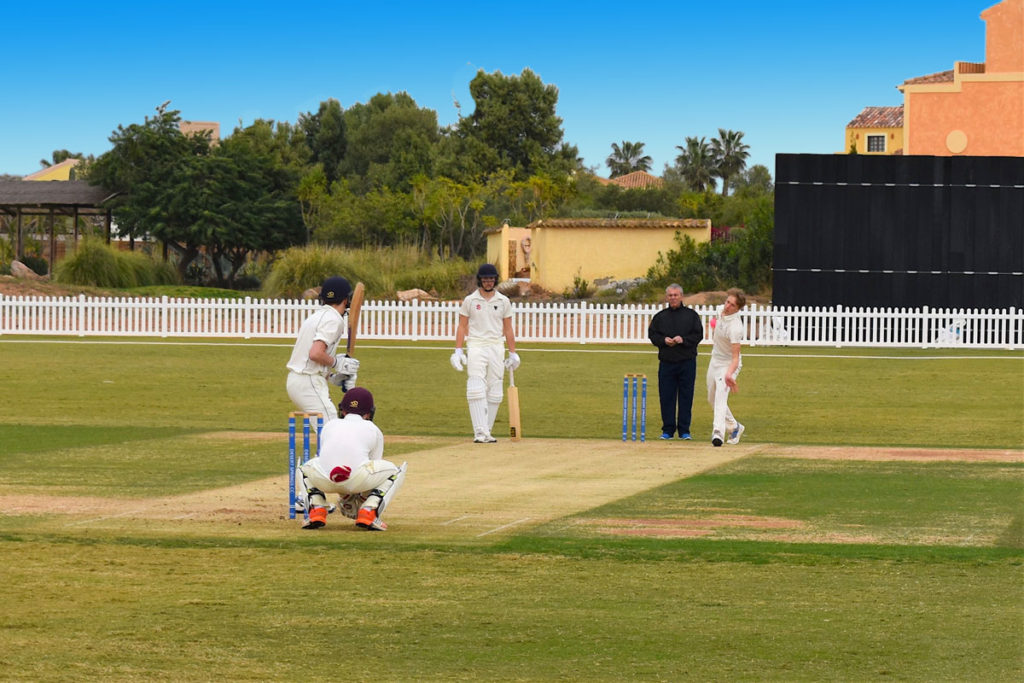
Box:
[647,284,704,439]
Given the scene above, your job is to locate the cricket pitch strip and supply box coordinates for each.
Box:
[1,437,1019,541]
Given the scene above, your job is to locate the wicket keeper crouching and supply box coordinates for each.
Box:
[297,387,406,531]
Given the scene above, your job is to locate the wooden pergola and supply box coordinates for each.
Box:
[0,180,117,266]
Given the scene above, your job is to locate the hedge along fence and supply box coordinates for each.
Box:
[0,294,1021,348]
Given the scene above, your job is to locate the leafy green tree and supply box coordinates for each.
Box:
[338,92,439,193]
[447,68,580,181]
[673,136,718,192]
[412,176,496,259]
[297,165,330,243]
[317,181,419,247]
[483,170,575,225]
[228,119,310,173]
[202,125,306,285]
[606,141,652,177]
[732,196,774,292]
[298,99,346,184]
[88,107,214,278]
[710,128,750,196]
[90,109,306,285]
[732,164,774,198]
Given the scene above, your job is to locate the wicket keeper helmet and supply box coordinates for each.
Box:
[320,276,352,305]
[476,263,499,287]
[340,386,375,420]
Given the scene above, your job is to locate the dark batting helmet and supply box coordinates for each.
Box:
[339,386,375,420]
[319,276,352,305]
[476,263,499,287]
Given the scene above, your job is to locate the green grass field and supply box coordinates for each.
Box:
[0,338,1021,680]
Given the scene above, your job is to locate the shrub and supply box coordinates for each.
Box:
[21,255,49,276]
[262,245,475,300]
[260,246,352,299]
[54,239,179,288]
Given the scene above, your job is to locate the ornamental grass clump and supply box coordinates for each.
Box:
[54,238,178,288]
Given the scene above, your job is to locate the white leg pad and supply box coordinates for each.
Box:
[487,401,501,431]
[467,376,489,436]
[376,461,406,516]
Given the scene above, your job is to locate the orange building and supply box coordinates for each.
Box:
[898,0,1023,156]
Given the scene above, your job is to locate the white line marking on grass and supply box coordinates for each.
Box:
[441,514,475,526]
[476,517,531,537]
[4,339,1020,360]
[64,510,139,526]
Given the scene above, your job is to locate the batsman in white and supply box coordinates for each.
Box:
[285,275,361,422]
[450,263,520,443]
[707,288,747,447]
[297,387,406,531]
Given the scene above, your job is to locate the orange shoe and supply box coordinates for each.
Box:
[302,506,328,529]
[356,507,384,531]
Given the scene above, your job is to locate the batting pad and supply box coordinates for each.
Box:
[378,461,407,516]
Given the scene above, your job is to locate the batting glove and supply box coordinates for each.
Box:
[341,373,357,392]
[450,348,466,371]
[504,352,521,370]
[328,372,351,387]
[333,354,360,375]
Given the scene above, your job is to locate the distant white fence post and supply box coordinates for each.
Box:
[0,295,1020,348]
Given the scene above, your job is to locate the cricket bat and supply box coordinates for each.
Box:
[508,368,522,441]
[346,282,365,355]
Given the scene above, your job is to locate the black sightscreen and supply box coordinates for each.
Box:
[773,154,1024,308]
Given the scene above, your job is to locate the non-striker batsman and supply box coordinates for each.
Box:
[450,263,520,443]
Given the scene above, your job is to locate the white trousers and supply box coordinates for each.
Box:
[300,458,399,497]
[706,360,740,438]
[287,371,338,421]
[465,344,504,436]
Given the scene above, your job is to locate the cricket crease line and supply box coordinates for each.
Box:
[477,518,532,537]
[441,514,475,526]
[64,510,141,526]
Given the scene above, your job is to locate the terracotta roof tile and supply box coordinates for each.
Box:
[901,69,954,86]
[528,217,709,229]
[608,170,664,189]
[847,105,904,128]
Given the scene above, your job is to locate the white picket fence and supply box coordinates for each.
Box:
[0,293,1020,348]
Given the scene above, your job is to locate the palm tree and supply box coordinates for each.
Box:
[674,136,718,192]
[606,140,653,178]
[39,149,80,168]
[710,128,750,196]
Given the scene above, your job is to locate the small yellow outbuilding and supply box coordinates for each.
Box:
[486,217,711,294]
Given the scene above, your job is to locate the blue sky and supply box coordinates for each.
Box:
[2,0,990,179]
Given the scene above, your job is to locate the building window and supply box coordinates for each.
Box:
[867,135,885,152]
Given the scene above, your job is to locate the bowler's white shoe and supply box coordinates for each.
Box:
[727,423,745,445]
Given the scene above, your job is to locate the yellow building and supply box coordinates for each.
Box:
[23,158,81,181]
[486,218,711,294]
[844,106,904,155]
